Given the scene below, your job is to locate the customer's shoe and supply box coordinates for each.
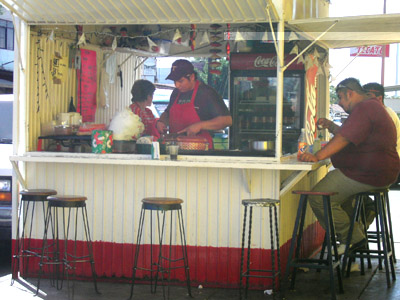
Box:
[331,239,366,256]
[349,238,367,251]
[332,244,346,256]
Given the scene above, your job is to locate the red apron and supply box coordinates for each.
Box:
[169,80,213,148]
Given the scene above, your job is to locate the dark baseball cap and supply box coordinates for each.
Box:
[335,77,365,95]
[166,59,195,81]
[363,82,384,97]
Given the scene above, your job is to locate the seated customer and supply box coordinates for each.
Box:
[299,77,400,254]
[129,79,160,139]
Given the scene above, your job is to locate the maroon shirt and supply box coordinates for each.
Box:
[331,98,400,187]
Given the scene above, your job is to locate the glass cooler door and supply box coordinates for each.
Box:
[230,73,303,154]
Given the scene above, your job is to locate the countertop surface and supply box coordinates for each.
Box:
[10,152,329,171]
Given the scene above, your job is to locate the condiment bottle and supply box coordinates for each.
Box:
[297,128,308,160]
[313,133,322,154]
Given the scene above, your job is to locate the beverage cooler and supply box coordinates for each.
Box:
[229,53,305,155]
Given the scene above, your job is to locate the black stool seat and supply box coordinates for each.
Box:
[285,190,344,300]
[12,189,57,282]
[130,197,191,300]
[240,198,281,299]
[242,198,280,207]
[342,189,396,288]
[37,194,99,296]
[47,195,87,207]
[20,189,57,200]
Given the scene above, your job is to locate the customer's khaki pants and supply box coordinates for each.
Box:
[308,169,377,244]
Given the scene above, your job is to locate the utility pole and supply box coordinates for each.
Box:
[381,0,387,86]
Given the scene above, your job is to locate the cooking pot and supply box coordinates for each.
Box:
[251,140,275,151]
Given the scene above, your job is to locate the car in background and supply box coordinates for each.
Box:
[0,94,13,242]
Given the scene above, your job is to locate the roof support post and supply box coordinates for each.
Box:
[275,18,284,159]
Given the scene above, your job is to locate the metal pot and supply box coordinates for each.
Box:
[251,140,275,151]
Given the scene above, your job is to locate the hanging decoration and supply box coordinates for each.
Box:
[225,24,231,60]
[180,33,190,47]
[288,31,298,42]
[147,36,158,52]
[289,44,299,55]
[261,31,269,43]
[48,30,54,42]
[189,24,197,51]
[234,30,244,42]
[199,31,210,45]
[112,37,117,51]
[172,29,182,44]
[77,32,86,46]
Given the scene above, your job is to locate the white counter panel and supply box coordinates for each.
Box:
[20,160,280,250]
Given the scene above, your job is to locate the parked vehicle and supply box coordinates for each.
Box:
[0,94,13,241]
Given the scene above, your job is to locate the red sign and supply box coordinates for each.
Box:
[350,45,389,57]
[230,53,304,71]
[77,49,97,122]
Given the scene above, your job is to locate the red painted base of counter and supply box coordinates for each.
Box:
[11,222,324,289]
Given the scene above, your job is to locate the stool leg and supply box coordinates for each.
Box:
[239,205,248,300]
[177,207,192,297]
[373,198,383,270]
[342,195,360,277]
[291,195,308,289]
[37,205,49,295]
[383,191,396,263]
[23,201,35,278]
[379,194,396,283]
[325,195,344,295]
[274,204,282,297]
[11,198,24,282]
[284,194,307,291]
[82,205,100,294]
[359,200,372,270]
[130,207,146,299]
[154,210,167,296]
[377,193,393,288]
[245,206,253,298]
[269,205,279,299]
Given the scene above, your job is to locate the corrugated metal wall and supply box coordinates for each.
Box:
[27,34,143,151]
[24,161,281,249]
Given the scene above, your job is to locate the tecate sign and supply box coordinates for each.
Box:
[350,45,389,57]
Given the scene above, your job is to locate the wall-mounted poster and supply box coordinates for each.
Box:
[50,52,67,84]
[77,49,97,122]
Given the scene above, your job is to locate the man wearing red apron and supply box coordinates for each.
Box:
[156,59,232,149]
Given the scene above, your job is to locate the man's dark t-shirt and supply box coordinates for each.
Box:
[164,81,230,121]
[331,98,400,187]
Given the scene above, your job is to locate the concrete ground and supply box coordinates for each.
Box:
[1,190,399,300]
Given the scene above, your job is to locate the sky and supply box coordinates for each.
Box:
[329,0,400,94]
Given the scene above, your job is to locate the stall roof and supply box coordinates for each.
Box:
[2,0,400,50]
[288,13,400,49]
[0,0,276,25]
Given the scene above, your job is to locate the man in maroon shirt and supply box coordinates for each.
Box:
[299,77,400,253]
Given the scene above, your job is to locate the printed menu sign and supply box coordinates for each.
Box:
[77,49,97,122]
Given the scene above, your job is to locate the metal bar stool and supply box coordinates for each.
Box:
[239,198,281,300]
[12,189,57,282]
[285,191,344,300]
[37,195,99,297]
[341,189,396,288]
[129,197,191,300]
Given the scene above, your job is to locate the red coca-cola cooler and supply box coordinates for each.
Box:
[229,53,305,154]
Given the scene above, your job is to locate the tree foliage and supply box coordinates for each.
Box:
[191,57,229,99]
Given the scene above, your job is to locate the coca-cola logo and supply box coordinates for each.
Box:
[254,56,277,68]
